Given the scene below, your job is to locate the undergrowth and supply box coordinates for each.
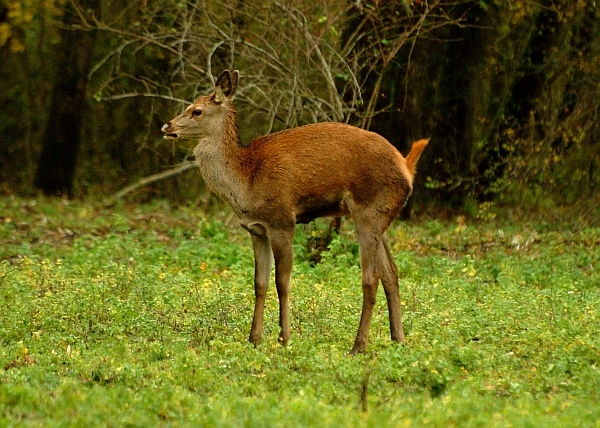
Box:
[0,196,599,427]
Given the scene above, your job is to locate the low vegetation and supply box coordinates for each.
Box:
[1,196,599,426]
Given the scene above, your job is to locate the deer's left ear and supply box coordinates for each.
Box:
[214,70,239,104]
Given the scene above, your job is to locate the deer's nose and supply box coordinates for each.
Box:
[162,123,170,131]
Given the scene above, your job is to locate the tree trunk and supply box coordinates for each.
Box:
[34,0,98,196]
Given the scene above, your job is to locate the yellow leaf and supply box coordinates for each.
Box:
[10,38,25,53]
[0,23,10,47]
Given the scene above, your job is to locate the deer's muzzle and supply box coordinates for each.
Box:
[162,123,179,140]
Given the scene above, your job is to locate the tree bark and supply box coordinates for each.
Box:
[34,0,99,196]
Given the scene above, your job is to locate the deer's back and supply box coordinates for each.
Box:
[237,122,413,224]
[244,122,410,185]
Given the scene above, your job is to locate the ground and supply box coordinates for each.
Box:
[1,196,599,427]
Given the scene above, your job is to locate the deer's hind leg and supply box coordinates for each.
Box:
[378,232,405,344]
[349,208,387,355]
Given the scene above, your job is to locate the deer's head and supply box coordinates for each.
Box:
[162,70,239,140]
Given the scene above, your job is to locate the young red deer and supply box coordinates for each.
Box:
[162,70,428,355]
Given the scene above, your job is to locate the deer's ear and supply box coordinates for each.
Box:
[229,70,239,96]
[214,70,238,104]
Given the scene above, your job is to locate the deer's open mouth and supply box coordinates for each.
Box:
[162,123,179,139]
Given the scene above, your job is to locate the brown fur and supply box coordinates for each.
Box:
[162,70,428,354]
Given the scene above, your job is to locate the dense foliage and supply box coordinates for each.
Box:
[1,197,599,426]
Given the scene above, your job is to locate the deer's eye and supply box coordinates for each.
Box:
[192,109,202,116]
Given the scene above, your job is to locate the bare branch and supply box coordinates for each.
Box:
[104,161,198,206]
[77,0,470,192]
[98,93,191,103]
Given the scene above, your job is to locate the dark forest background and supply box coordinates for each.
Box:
[1,0,599,225]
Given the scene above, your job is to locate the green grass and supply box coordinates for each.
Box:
[1,196,599,427]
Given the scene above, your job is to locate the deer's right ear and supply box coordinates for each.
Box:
[214,70,237,104]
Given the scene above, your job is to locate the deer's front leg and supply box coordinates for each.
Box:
[247,226,272,346]
[270,228,295,346]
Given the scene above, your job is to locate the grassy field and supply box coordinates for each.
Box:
[1,196,599,427]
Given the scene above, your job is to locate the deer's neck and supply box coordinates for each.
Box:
[193,109,248,213]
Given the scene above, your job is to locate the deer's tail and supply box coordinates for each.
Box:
[405,139,429,177]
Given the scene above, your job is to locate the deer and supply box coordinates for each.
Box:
[162,70,428,355]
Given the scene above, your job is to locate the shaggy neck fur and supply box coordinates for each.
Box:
[193,105,248,213]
